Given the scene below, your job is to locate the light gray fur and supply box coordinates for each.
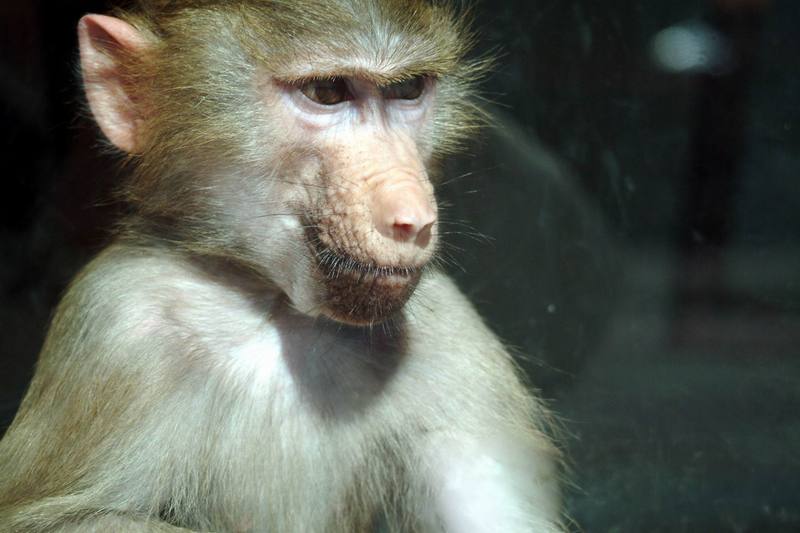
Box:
[0,244,562,531]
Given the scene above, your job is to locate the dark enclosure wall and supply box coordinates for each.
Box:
[1,1,798,531]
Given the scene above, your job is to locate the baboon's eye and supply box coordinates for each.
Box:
[300,77,351,105]
[382,76,426,100]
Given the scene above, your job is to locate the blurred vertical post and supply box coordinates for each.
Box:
[672,0,770,344]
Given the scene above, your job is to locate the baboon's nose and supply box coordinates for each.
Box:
[372,181,436,248]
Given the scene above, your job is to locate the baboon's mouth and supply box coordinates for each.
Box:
[307,240,424,325]
[315,252,420,282]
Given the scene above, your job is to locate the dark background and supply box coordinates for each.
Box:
[1,1,799,531]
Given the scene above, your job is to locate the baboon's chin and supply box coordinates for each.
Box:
[319,267,422,326]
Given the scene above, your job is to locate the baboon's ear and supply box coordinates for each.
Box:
[78,14,148,153]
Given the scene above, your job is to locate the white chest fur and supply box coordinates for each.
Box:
[141,266,411,530]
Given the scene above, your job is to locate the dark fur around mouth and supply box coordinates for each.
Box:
[305,228,423,325]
